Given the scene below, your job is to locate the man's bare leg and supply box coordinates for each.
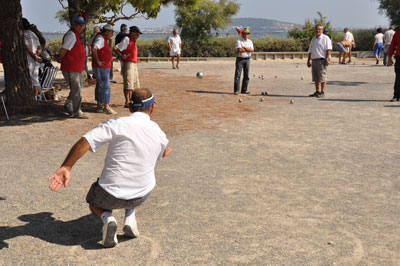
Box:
[176,55,180,69]
[321,82,326,93]
[89,204,110,218]
[171,57,175,69]
[315,81,321,92]
[124,89,132,106]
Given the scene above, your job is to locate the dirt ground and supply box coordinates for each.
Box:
[1,59,400,265]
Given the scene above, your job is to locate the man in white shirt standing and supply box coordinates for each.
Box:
[383,25,396,66]
[168,29,182,69]
[48,88,171,248]
[343,28,356,63]
[234,27,254,95]
[307,24,332,98]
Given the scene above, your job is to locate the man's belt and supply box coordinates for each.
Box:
[312,58,325,60]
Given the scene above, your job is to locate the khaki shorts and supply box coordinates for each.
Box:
[121,61,140,91]
[311,59,327,83]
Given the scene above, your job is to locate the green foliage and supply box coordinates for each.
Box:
[377,0,400,26]
[175,0,240,42]
[138,36,306,57]
[57,0,199,24]
[288,12,333,42]
[46,38,63,55]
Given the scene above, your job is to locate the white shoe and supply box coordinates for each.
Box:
[123,215,139,238]
[96,105,104,113]
[102,216,118,248]
[104,106,117,115]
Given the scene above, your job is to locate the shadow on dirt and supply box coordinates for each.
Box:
[0,212,135,250]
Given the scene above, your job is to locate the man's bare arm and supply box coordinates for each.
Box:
[48,138,90,192]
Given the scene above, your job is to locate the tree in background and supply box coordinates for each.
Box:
[288,12,333,42]
[56,0,198,25]
[377,0,400,26]
[175,0,240,42]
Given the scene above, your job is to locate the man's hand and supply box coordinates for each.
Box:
[307,60,312,68]
[325,57,330,66]
[163,147,172,158]
[48,166,71,192]
[388,57,393,66]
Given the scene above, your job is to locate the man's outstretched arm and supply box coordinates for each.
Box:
[48,138,90,192]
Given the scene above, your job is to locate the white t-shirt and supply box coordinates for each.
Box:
[384,30,396,45]
[62,30,77,50]
[24,30,40,54]
[375,33,384,44]
[24,30,41,66]
[115,36,130,51]
[308,34,332,59]
[344,31,355,44]
[168,35,181,53]
[92,34,105,49]
[83,112,169,200]
[235,38,254,58]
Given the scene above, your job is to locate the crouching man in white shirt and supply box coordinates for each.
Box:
[48,88,171,248]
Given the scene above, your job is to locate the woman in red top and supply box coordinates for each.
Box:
[92,25,116,115]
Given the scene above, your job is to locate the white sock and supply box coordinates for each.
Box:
[125,208,135,218]
[101,211,112,223]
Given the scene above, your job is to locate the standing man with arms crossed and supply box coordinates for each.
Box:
[388,27,400,102]
[113,26,142,108]
[58,15,88,119]
[168,29,182,69]
[48,88,171,248]
[307,25,332,98]
[234,27,254,95]
[92,24,117,115]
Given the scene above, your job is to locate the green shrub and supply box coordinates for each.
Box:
[46,38,62,55]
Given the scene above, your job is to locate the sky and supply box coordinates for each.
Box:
[20,0,390,32]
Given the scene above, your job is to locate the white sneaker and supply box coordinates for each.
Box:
[104,106,117,115]
[102,216,118,248]
[123,215,139,238]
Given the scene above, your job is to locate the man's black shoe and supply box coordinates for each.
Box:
[309,91,319,97]
[316,91,325,98]
[389,97,400,102]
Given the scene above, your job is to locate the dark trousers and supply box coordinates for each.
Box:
[234,57,250,93]
[394,57,400,99]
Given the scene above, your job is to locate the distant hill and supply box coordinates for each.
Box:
[221,18,301,37]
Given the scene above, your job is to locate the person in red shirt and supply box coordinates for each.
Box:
[113,26,142,107]
[388,28,400,102]
[91,24,117,115]
[58,15,87,119]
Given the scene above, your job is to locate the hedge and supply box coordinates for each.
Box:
[43,28,383,58]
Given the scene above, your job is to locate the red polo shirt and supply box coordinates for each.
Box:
[389,30,400,57]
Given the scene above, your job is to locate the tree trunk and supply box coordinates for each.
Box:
[0,0,34,106]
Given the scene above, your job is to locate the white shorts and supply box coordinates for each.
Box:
[170,50,181,57]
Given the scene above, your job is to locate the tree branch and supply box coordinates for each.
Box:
[58,0,67,9]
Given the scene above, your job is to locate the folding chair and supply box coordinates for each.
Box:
[39,66,59,101]
[0,88,9,120]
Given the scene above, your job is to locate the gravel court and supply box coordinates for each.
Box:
[1,59,400,265]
